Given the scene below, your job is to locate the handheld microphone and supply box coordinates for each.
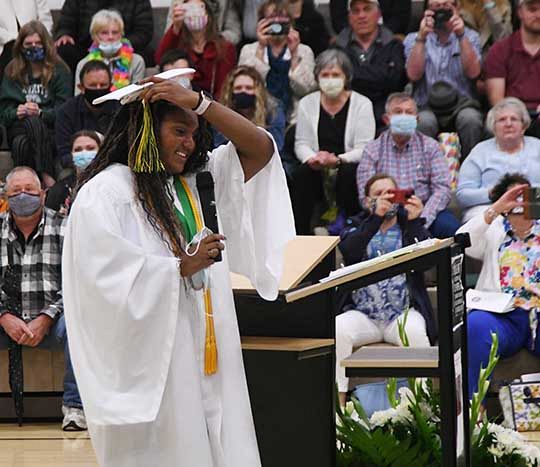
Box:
[196,171,222,262]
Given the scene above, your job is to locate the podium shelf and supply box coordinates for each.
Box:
[342,346,439,369]
[241,336,334,352]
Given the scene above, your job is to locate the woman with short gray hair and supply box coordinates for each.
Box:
[457,97,540,222]
[292,48,375,234]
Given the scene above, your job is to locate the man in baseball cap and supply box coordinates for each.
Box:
[335,0,406,131]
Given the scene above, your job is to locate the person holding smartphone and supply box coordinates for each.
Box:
[155,0,237,98]
[457,173,540,402]
[238,0,316,121]
[336,172,434,408]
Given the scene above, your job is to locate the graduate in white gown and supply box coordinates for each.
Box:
[61,76,295,467]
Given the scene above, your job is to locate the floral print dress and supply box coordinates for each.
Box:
[351,224,409,323]
[499,219,540,348]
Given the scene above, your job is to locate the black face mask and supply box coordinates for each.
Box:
[232,92,256,110]
[83,87,110,106]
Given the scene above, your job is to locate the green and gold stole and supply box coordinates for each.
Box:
[173,176,218,376]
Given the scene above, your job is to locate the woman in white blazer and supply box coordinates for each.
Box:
[457,173,540,404]
[292,48,375,234]
[0,0,52,77]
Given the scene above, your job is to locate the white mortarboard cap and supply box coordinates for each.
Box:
[92,68,196,106]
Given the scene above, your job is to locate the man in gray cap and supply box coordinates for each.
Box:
[485,0,540,138]
[335,0,406,132]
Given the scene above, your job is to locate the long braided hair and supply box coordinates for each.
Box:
[75,100,211,258]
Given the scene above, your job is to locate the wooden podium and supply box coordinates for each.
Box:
[232,235,339,467]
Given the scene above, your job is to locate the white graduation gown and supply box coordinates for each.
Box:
[62,140,295,467]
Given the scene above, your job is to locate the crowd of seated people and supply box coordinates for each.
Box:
[1,0,540,430]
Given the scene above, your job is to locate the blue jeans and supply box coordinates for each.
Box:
[467,308,540,400]
[429,208,460,239]
[0,314,82,409]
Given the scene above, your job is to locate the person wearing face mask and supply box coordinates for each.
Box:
[47,130,101,215]
[404,0,484,159]
[0,21,71,188]
[74,10,146,96]
[165,0,242,45]
[292,49,375,234]
[53,0,153,77]
[158,48,194,86]
[238,0,317,121]
[216,65,285,152]
[55,60,119,169]
[0,0,53,82]
[357,92,459,238]
[336,173,433,408]
[0,166,86,430]
[155,0,237,98]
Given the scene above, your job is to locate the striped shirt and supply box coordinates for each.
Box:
[357,130,451,227]
[0,208,65,322]
[403,27,482,107]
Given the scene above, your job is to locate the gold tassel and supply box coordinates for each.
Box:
[181,177,219,376]
[128,100,165,173]
[204,290,218,375]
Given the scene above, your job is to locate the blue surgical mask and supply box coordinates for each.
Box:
[8,192,42,217]
[23,46,45,62]
[98,41,122,56]
[72,150,97,169]
[389,114,417,136]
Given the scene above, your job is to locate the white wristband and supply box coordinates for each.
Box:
[193,91,212,115]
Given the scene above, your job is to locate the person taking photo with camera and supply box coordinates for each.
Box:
[404,0,483,159]
[336,173,434,408]
[238,0,316,121]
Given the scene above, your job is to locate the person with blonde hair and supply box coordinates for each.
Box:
[73,9,145,94]
[53,0,153,75]
[0,20,71,186]
[216,65,285,151]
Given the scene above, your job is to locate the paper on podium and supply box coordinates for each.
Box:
[319,238,440,283]
[465,289,514,313]
[92,68,196,105]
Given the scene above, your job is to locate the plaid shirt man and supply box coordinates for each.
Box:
[356,130,451,227]
[0,208,65,322]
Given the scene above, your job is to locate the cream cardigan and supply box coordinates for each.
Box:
[456,212,508,292]
[294,90,376,164]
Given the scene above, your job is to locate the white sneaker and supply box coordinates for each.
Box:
[62,405,87,431]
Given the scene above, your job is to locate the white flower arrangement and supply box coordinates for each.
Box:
[336,331,540,467]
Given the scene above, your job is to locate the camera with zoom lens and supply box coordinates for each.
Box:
[433,8,453,30]
[268,21,290,35]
